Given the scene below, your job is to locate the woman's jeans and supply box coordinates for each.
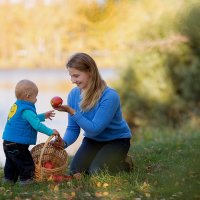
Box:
[70,137,130,175]
[3,140,35,182]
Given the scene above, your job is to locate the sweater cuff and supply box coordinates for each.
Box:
[71,111,82,122]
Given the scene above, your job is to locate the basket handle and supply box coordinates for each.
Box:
[38,134,56,168]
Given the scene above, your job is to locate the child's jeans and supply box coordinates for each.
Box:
[70,137,131,175]
[3,140,35,183]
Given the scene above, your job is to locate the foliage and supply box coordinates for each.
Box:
[0,0,192,68]
[0,126,199,199]
[0,0,131,68]
[115,0,200,128]
[173,3,200,103]
[178,2,200,56]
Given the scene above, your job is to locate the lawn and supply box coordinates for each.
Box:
[0,126,199,200]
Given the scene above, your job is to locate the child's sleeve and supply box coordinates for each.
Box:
[37,113,45,122]
[22,110,53,136]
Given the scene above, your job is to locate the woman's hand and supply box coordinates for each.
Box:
[54,105,75,115]
[45,110,55,120]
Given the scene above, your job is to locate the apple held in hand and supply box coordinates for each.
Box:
[50,96,63,108]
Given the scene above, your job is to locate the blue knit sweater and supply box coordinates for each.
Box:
[63,87,132,146]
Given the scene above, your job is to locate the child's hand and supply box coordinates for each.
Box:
[51,133,66,148]
[45,110,55,120]
[52,129,59,136]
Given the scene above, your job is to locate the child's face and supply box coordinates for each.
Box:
[28,88,38,104]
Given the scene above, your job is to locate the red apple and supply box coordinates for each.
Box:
[43,160,54,169]
[63,175,73,181]
[50,96,63,108]
[52,175,64,182]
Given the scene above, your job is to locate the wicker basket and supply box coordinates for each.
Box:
[31,135,68,182]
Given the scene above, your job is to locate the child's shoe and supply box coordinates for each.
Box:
[19,179,34,185]
[125,155,134,171]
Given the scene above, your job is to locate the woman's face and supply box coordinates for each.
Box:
[68,68,90,90]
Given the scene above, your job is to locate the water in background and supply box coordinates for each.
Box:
[0,68,116,166]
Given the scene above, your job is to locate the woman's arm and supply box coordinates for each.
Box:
[72,93,119,136]
[55,90,120,137]
[62,91,80,146]
[63,113,80,146]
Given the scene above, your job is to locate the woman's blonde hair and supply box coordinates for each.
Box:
[66,52,106,111]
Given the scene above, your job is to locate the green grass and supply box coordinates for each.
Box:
[0,127,199,200]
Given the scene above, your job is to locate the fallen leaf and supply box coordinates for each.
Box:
[84,192,91,197]
[96,182,101,187]
[48,183,57,191]
[103,183,109,188]
[140,182,150,192]
[62,193,72,199]
[47,175,53,181]
[71,192,76,197]
[95,192,102,198]
[103,191,109,196]
[145,193,151,197]
[54,185,59,192]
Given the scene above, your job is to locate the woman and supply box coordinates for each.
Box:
[54,52,133,175]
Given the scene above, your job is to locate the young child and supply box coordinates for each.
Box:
[2,79,59,185]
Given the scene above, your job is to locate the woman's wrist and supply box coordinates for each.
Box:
[69,108,76,115]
